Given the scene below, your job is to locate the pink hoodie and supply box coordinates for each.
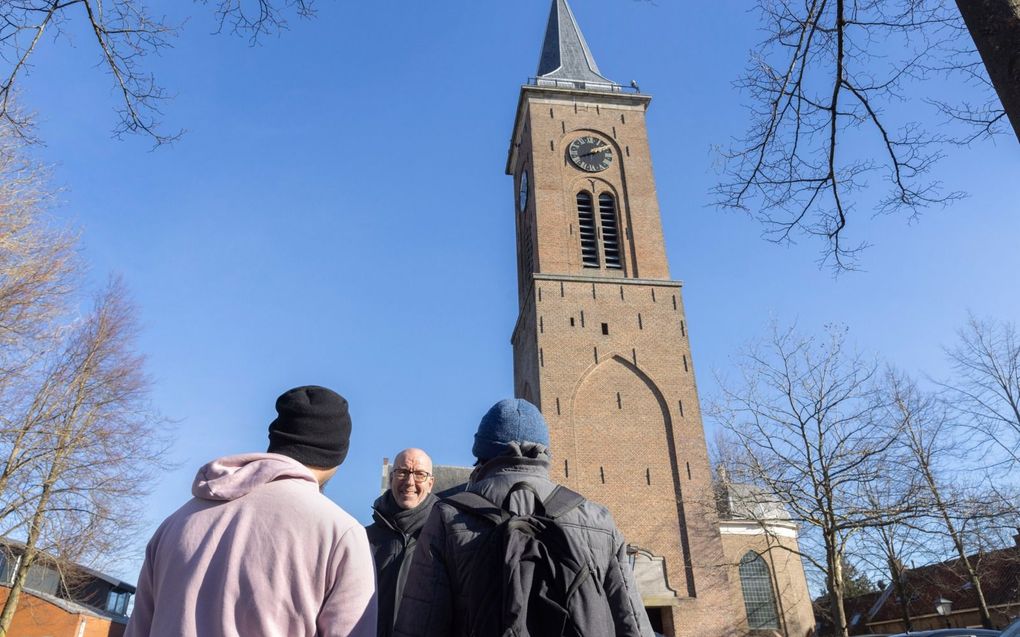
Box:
[125,453,377,637]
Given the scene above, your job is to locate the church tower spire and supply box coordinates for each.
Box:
[536,0,617,90]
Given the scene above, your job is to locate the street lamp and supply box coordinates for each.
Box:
[935,597,954,628]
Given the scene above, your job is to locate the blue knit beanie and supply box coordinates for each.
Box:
[472,399,550,460]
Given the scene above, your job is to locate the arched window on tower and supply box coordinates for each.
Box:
[598,193,621,269]
[576,191,599,268]
[739,551,780,630]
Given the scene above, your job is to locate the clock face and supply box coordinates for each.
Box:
[568,135,613,172]
[518,169,529,212]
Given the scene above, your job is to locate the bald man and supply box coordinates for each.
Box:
[366,448,437,637]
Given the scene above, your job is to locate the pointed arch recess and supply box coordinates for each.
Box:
[568,354,697,597]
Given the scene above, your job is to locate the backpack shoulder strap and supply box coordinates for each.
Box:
[444,491,506,525]
[542,485,586,519]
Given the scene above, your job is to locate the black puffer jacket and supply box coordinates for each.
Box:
[393,444,653,637]
[367,491,437,637]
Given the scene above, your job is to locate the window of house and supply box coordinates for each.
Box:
[576,191,600,267]
[26,564,60,596]
[107,590,131,615]
[0,550,15,585]
[739,551,780,630]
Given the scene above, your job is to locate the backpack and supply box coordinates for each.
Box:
[445,481,615,637]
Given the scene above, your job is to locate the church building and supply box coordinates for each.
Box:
[503,2,815,635]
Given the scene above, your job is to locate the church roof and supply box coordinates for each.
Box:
[716,481,792,522]
[535,0,618,90]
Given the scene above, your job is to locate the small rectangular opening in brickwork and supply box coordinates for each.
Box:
[560,282,565,297]
[673,295,677,311]
[638,313,643,330]
[539,317,544,334]
[556,397,561,415]
[625,146,630,157]
[580,311,585,327]
[600,466,605,484]
[564,459,569,478]
[570,317,575,327]
[632,348,637,365]
[549,107,554,118]
[621,114,626,124]
[550,140,554,151]
[646,468,651,485]
[681,320,686,337]
[616,392,622,409]
[591,283,597,299]
[601,323,609,335]
[683,355,688,372]
[540,348,544,367]
[686,462,692,480]
[619,286,624,300]
[594,347,599,363]
[651,288,656,302]
[678,400,684,417]
[538,288,542,302]
[612,126,617,138]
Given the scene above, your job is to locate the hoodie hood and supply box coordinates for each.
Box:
[192,453,318,501]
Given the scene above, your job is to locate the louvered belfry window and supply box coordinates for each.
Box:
[576,191,600,268]
[599,193,621,268]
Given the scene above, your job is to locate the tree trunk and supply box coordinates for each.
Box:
[889,558,913,632]
[828,549,849,637]
[0,507,45,636]
[956,0,1020,142]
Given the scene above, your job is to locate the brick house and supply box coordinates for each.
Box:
[817,537,1020,634]
[0,539,134,636]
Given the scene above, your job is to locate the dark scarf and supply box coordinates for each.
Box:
[372,490,437,537]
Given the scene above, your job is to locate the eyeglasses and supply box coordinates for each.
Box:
[391,469,432,483]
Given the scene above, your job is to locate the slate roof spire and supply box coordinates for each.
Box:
[535,0,618,91]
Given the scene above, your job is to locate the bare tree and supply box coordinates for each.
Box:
[0,1,322,145]
[0,116,78,539]
[715,0,1008,272]
[0,119,76,352]
[880,369,1005,628]
[855,456,928,632]
[711,323,906,637]
[0,279,169,636]
[941,315,1020,472]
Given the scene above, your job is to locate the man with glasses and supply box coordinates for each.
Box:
[367,448,437,637]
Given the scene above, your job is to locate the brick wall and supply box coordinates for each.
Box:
[720,525,816,637]
[0,586,125,637]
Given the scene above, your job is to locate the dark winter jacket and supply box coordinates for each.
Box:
[366,491,438,637]
[392,443,653,637]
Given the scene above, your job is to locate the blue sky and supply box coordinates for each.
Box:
[17,0,1020,581]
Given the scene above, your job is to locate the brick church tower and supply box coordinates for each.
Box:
[506,2,739,635]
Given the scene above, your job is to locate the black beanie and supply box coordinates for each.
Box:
[267,385,351,468]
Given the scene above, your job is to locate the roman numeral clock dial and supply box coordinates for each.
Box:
[567,135,613,172]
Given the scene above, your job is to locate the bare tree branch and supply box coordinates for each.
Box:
[714,0,997,272]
